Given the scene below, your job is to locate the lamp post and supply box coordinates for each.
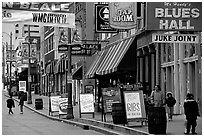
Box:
[2,32,12,96]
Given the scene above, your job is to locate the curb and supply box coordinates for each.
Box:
[5,93,149,135]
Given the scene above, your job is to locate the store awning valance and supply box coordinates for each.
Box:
[46,61,55,75]
[46,64,51,74]
[85,35,136,79]
[54,59,61,74]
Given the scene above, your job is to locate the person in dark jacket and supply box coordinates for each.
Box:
[184,93,200,134]
[6,95,15,114]
[19,93,24,114]
[165,92,176,121]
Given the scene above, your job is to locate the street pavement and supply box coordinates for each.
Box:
[3,90,202,135]
[2,92,103,135]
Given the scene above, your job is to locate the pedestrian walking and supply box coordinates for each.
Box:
[6,95,15,114]
[165,92,176,121]
[184,93,200,135]
[19,93,24,114]
[150,85,165,107]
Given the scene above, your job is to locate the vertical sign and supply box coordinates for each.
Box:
[50,96,60,112]
[58,98,68,115]
[80,93,94,113]
[146,2,202,31]
[109,2,137,29]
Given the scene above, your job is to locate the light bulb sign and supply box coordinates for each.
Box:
[146,2,202,31]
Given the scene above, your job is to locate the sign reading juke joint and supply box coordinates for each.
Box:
[147,2,202,31]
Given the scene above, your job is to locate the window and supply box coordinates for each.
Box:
[137,2,142,18]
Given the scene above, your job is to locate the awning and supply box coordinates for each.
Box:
[46,64,51,74]
[85,35,136,79]
[54,59,61,74]
[72,66,83,80]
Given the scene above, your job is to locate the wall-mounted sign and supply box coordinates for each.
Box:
[123,90,146,121]
[109,2,137,29]
[152,33,199,43]
[95,4,118,33]
[146,2,202,31]
[19,81,26,92]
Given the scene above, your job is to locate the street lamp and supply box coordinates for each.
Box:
[2,32,13,96]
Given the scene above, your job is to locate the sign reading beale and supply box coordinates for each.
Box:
[147,2,202,31]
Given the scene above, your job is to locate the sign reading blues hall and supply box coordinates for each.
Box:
[95,4,118,33]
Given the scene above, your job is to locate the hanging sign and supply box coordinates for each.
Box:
[146,2,202,31]
[152,33,199,43]
[123,90,146,121]
[2,2,75,28]
[109,2,137,29]
[95,4,118,33]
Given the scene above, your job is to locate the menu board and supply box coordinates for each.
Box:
[123,90,146,121]
[58,98,68,115]
[50,96,60,112]
[80,93,94,113]
[102,87,121,113]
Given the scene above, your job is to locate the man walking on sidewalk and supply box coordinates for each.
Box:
[19,93,25,114]
[6,95,15,114]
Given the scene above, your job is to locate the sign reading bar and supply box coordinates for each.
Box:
[19,81,26,92]
[95,4,118,33]
[146,2,202,31]
[152,34,199,43]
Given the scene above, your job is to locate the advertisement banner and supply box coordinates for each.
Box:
[58,98,68,115]
[3,2,75,28]
[50,96,60,112]
[109,2,137,29]
[123,90,146,121]
[19,81,26,92]
[146,2,202,31]
[80,94,94,113]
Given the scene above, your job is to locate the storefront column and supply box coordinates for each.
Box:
[174,43,180,114]
[179,43,185,114]
[166,67,171,93]
[155,43,160,85]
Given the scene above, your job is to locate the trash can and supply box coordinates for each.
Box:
[35,98,43,110]
[112,103,126,124]
[148,107,167,134]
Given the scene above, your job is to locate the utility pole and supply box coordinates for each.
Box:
[27,25,32,104]
[66,28,74,119]
[9,32,12,96]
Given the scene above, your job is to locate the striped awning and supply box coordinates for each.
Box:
[54,59,61,74]
[85,36,135,78]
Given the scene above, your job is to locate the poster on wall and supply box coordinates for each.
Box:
[58,98,68,115]
[102,87,121,113]
[50,96,60,112]
[80,93,94,113]
[123,90,146,121]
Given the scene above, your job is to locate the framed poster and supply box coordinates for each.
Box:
[79,93,94,113]
[123,90,146,121]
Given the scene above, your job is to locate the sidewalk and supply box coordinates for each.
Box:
[5,92,202,135]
